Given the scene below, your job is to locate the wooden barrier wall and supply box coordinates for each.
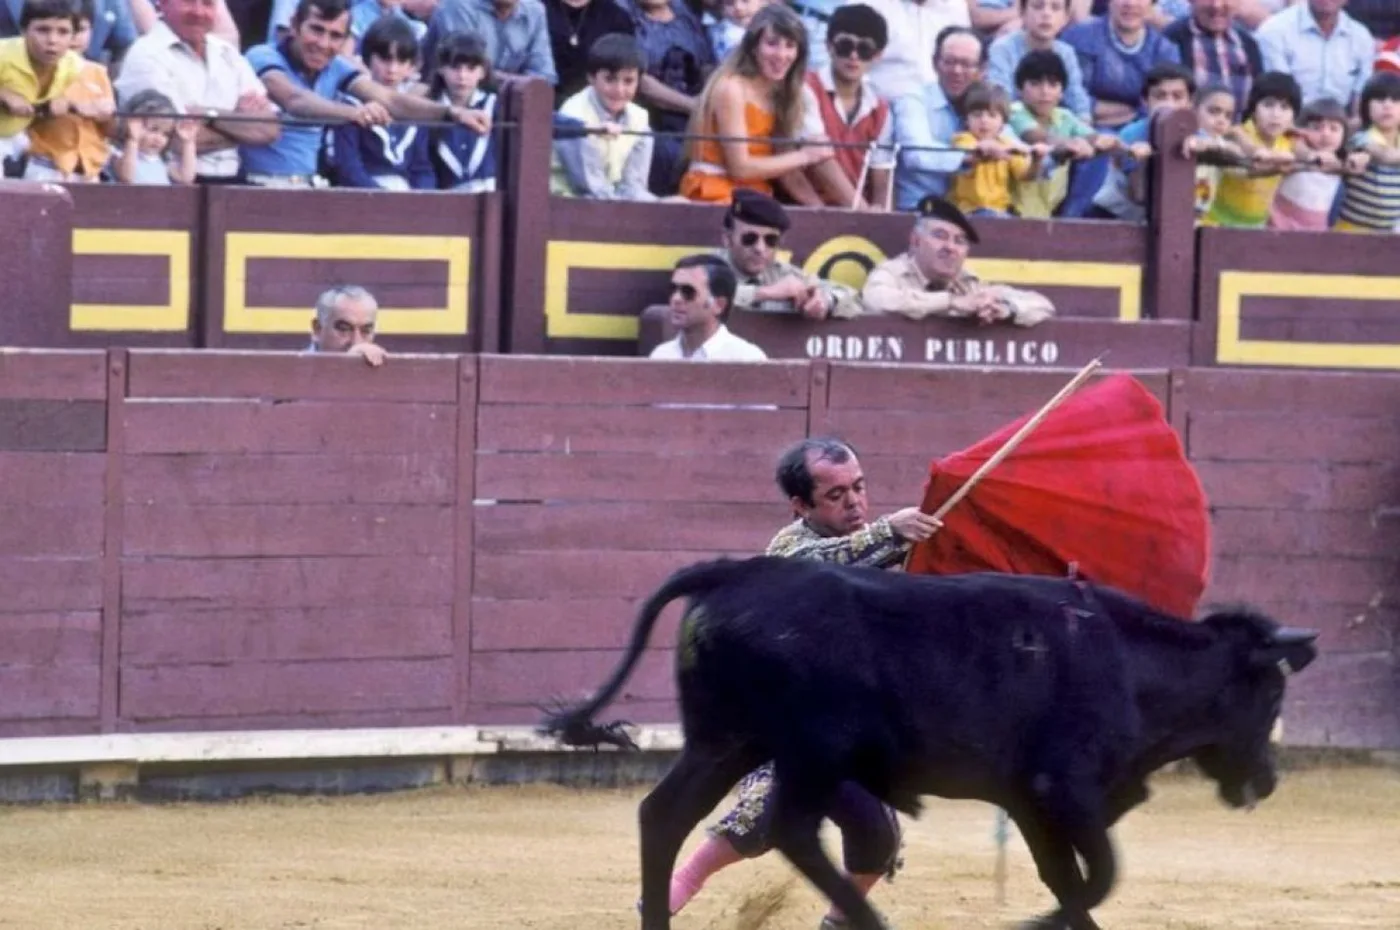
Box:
[6,95,1400,370]
[502,83,1198,360]
[0,351,1395,746]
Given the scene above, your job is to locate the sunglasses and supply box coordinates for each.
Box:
[671,282,699,301]
[739,231,781,248]
[831,36,878,62]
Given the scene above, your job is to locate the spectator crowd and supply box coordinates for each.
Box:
[2,0,1397,224]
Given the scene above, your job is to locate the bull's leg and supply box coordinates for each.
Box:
[768,774,887,930]
[825,781,902,921]
[1009,808,1096,930]
[637,745,759,930]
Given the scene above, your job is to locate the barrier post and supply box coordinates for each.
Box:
[1145,107,1199,321]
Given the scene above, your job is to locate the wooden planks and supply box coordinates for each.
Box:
[0,354,107,735]
[469,356,807,718]
[1184,369,1400,750]
[118,358,464,731]
[1,353,1396,750]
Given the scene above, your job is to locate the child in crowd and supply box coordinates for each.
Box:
[349,0,426,57]
[1089,62,1195,222]
[1266,97,1347,231]
[949,81,1047,217]
[0,0,81,180]
[327,16,435,190]
[1334,72,1400,235]
[1181,82,1242,221]
[1008,49,1116,217]
[111,89,196,184]
[551,32,655,200]
[1202,71,1300,229]
[428,30,497,193]
[23,0,113,183]
[986,0,1091,120]
[708,0,764,62]
[800,3,892,210]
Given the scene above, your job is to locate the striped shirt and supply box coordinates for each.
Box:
[1337,128,1400,232]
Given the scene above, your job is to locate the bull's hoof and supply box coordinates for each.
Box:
[1016,915,1067,930]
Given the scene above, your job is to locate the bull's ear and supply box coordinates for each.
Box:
[1250,628,1320,676]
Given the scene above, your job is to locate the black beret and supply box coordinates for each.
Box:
[726,188,791,232]
[915,195,980,245]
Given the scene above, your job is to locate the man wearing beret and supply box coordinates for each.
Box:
[717,189,863,320]
[861,196,1055,326]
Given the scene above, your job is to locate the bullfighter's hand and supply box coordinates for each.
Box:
[347,342,387,368]
[889,507,943,542]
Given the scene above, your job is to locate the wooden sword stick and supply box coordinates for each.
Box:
[902,353,1106,570]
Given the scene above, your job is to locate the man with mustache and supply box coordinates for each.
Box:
[861,195,1055,326]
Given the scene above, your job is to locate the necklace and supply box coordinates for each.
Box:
[562,0,591,46]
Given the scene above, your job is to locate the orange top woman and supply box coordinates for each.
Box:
[678,4,834,204]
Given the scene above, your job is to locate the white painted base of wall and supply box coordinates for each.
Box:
[0,724,686,769]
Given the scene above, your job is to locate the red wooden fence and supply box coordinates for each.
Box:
[0,351,1395,748]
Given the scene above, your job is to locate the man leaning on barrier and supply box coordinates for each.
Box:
[716,188,863,321]
[860,195,1055,327]
[308,285,388,367]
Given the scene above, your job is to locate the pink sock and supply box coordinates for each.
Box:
[669,834,745,913]
[825,872,882,920]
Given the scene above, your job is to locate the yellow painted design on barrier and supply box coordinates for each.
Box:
[223,232,471,335]
[70,229,191,331]
[1217,271,1400,369]
[544,238,1142,340]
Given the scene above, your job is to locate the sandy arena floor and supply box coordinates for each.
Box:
[0,767,1396,930]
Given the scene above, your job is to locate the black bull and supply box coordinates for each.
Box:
[540,556,1320,930]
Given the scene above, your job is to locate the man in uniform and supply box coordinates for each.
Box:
[666,436,943,930]
[718,189,864,321]
[861,196,1055,327]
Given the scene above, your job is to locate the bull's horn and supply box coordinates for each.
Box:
[1270,627,1319,645]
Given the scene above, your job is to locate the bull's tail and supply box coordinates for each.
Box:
[537,557,743,751]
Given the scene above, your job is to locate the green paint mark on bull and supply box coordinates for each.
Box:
[677,604,707,670]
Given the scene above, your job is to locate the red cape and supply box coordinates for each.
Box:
[904,373,1210,620]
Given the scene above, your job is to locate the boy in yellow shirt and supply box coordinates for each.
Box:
[24,0,115,182]
[948,81,1048,218]
[0,0,81,155]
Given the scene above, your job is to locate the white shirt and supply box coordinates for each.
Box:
[649,325,768,361]
[114,21,267,178]
[856,0,971,103]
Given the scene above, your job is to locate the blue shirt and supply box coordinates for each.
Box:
[985,32,1093,120]
[1091,116,1151,221]
[891,83,968,211]
[790,0,837,74]
[422,0,557,84]
[351,0,427,49]
[432,88,500,192]
[1061,17,1180,122]
[328,106,436,190]
[241,41,362,178]
[1256,4,1374,108]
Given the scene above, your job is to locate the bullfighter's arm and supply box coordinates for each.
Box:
[766,517,910,568]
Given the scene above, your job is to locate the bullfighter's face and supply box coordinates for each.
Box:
[795,452,869,537]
